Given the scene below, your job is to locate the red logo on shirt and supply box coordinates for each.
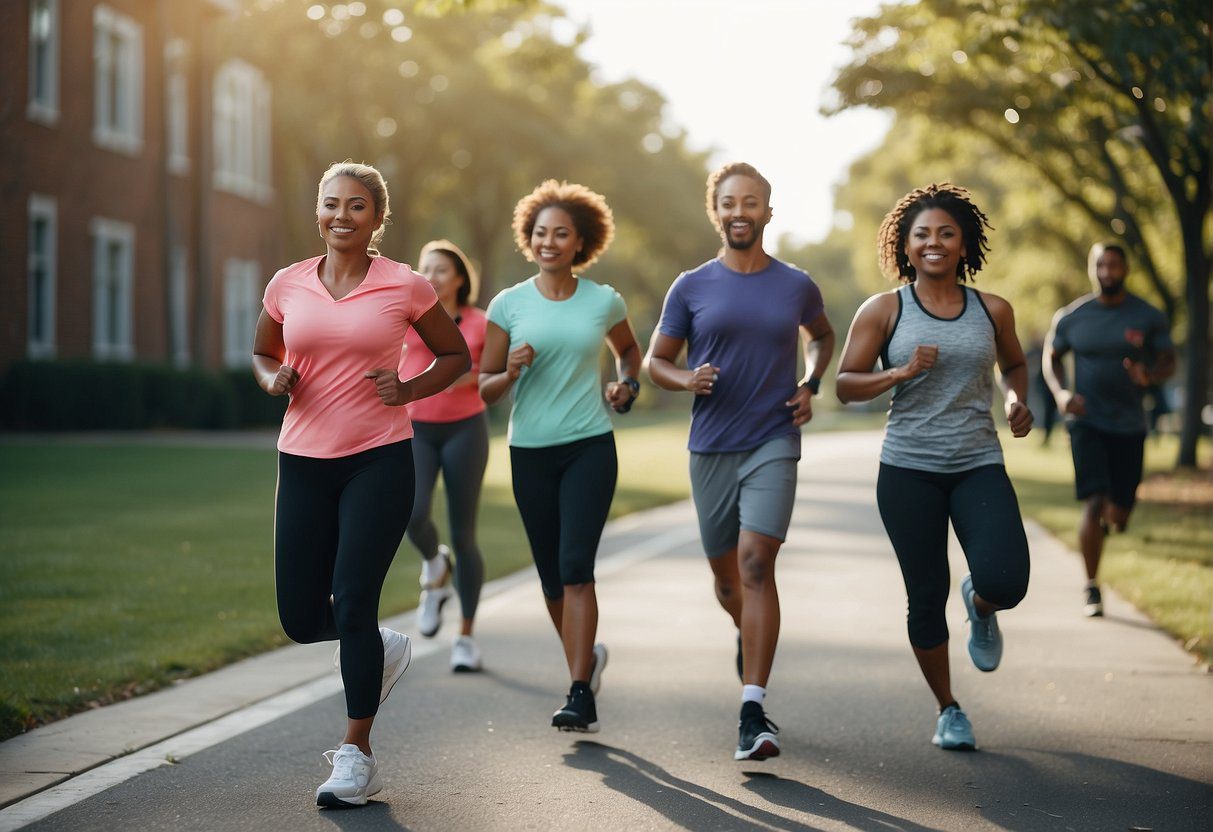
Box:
[1124,328,1144,348]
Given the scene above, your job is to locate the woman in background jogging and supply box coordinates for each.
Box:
[402,240,490,673]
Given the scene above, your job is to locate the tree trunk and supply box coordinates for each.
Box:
[1177,215,1211,468]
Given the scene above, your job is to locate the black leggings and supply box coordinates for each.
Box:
[876,463,1030,650]
[406,413,489,621]
[275,440,414,720]
[509,432,617,599]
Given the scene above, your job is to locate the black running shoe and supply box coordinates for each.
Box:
[1083,585,1104,617]
[734,700,780,761]
[551,685,599,733]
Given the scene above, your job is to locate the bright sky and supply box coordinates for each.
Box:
[558,0,893,247]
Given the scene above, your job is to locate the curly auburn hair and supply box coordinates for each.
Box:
[512,180,615,269]
[877,183,992,283]
[705,162,772,234]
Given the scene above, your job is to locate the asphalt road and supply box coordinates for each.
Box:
[13,431,1212,831]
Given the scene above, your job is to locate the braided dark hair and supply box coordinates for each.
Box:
[877,183,992,283]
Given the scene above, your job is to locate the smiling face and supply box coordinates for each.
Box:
[714,174,772,251]
[316,175,383,253]
[529,206,582,272]
[419,249,465,306]
[904,207,966,281]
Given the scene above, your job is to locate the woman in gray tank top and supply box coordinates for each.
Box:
[835,184,1034,752]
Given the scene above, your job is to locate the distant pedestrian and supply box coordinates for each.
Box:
[253,162,469,807]
[836,183,1032,752]
[479,180,641,734]
[400,240,490,672]
[646,162,835,762]
[1042,243,1175,617]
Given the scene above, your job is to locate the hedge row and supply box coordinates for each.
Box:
[0,361,286,430]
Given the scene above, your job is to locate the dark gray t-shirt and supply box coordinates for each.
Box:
[1048,292,1172,435]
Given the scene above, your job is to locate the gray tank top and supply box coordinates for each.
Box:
[880,283,1004,472]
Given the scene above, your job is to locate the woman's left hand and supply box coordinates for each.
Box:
[605,381,635,409]
[1006,400,1033,438]
[365,368,412,406]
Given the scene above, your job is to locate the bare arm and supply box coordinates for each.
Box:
[478,321,533,405]
[1042,314,1084,416]
[367,302,470,407]
[604,317,642,410]
[252,309,299,396]
[644,331,718,395]
[786,312,837,426]
[835,293,934,403]
[984,292,1033,437]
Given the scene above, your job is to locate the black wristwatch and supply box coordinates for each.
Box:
[614,376,640,414]
[801,377,821,395]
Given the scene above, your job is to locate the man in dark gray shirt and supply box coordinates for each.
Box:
[1043,243,1175,616]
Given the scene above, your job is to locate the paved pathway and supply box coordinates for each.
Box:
[2,431,1209,831]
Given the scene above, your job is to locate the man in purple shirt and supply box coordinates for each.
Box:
[645,162,835,761]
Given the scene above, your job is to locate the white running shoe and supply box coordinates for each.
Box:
[450,635,482,673]
[418,549,453,638]
[589,643,608,695]
[316,743,381,808]
[379,628,411,704]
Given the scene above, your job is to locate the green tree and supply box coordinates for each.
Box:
[235,1,715,329]
[828,0,1211,466]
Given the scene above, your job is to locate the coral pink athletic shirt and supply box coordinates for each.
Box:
[262,255,438,458]
[400,306,487,424]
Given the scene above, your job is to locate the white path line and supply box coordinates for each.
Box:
[0,521,700,832]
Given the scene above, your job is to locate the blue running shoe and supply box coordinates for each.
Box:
[932,704,976,751]
[961,574,1002,671]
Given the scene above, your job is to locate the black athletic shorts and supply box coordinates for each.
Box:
[1068,422,1145,509]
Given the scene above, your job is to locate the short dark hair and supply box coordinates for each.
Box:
[877,183,992,283]
[512,180,615,269]
[705,162,772,234]
[1088,241,1129,279]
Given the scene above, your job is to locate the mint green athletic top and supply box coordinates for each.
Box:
[485,276,627,448]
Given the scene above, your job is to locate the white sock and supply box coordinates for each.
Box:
[741,684,765,705]
[421,555,446,587]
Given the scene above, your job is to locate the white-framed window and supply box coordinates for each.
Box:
[28,0,60,124]
[165,39,189,175]
[169,246,190,367]
[213,59,272,202]
[223,259,260,368]
[93,5,143,156]
[91,218,135,361]
[27,195,57,359]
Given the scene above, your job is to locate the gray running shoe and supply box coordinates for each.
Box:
[961,574,1002,671]
[932,704,977,751]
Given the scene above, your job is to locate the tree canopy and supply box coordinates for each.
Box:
[827,0,1211,465]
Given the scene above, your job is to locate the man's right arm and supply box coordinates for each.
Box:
[1043,310,1083,416]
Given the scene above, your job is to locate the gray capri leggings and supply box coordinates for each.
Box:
[405,412,489,621]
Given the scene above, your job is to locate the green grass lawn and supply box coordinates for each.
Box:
[0,414,697,741]
[1002,432,1212,664]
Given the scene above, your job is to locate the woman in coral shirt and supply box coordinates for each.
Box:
[253,162,468,809]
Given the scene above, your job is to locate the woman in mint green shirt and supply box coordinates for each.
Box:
[480,180,641,734]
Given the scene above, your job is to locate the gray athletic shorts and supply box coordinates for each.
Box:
[689,433,801,558]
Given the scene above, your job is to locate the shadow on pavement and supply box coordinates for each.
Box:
[957,747,1211,830]
[318,800,413,831]
[740,771,942,832]
[565,741,935,832]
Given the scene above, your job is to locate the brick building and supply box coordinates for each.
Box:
[0,0,279,372]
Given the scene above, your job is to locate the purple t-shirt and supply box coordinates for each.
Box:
[657,257,825,453]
